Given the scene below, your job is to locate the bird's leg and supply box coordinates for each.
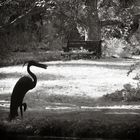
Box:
[9,103,19,121]
[22,103,27,112]
[19,103,27,119]
[20,105,23,119]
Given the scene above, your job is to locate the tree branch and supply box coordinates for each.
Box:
[0,0,51,33]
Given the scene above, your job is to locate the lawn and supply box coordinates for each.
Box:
[1,58,140,139]
[1,108,140,139]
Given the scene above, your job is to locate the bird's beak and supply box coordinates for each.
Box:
[37,63,48,69]
[22,61,48,69]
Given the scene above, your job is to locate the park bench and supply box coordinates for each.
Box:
[62,40,102,59]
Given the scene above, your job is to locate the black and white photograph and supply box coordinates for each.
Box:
[0,0,140,139]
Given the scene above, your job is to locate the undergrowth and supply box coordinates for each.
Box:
[104,61,140,102]
[0,51,62,67]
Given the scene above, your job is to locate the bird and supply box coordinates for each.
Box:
[9,60,47,121]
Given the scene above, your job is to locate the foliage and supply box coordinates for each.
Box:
[0,0,139,57]
[0,51,63,66]
[100,0,140,57]
[104,60,140,102]
[0,0,42,56]
[103,83,140,102]
[102,38,131,57]
[100,0,133,40]
[0,0,84,55]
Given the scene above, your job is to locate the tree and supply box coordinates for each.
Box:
[100,0,140,41]
[0,0,139,55]
[0,0,51,54]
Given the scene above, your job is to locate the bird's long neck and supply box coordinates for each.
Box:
[27,65,37,88]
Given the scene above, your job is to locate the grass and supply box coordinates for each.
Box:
[1,108,140,139]
[0,51,63,67]
[0,92,137,110]
[0,50,101,67]
[1,92,140,139]
[1,91,140,139]
[1,52,140,139]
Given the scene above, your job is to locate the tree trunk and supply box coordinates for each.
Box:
[84,0,101,41]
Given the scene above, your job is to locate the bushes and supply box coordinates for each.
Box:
[102,38,131,58]
[0,51,62,67]
[103,83,140,102]
[104,61,140,102]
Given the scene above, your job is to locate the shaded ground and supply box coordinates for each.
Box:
[0,107,140,139]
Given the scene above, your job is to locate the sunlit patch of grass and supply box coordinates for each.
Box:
[0,57,138,98]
